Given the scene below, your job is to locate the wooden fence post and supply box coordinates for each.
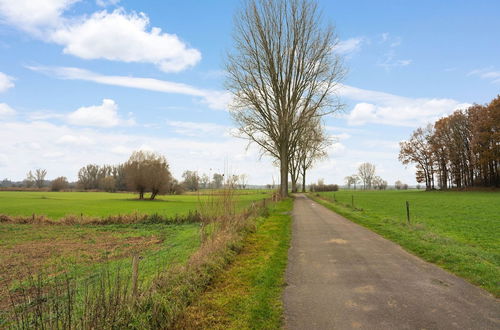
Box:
[351,195,354,208]
[406,201,410,224]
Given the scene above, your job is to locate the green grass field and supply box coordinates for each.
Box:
[0,190,270,219]
[311,190,500,296]
[0,190,270,326]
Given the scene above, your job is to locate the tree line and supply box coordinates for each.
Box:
[399,95,499,189]
[9,150,247,199]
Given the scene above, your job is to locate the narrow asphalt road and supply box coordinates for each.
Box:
[283,194,499,329]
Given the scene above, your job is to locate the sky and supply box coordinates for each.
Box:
[0,0,499,185]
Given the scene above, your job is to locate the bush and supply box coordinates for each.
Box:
[310,183,339,192]
[99,176,116,192]
[51,177,68,191]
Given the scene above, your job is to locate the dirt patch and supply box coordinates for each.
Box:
[0,228,162,310]
[327,238,348,244]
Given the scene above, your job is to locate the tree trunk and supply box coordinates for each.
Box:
[302,167,306,193]
[279,145,289,198]
[150,190,157,200]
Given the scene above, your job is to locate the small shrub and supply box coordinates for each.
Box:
[310,183,339,192]
[51,177,68,191]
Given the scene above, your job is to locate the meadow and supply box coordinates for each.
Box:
[311,190,500,296]
[0,190,270,219]
[0,190,271,327]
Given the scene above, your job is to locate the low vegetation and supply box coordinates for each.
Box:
[175,198,293,329]
[310,190,500,296]
[0,189,276,328]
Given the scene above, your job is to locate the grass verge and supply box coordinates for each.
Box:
[309,192,499,297]
[174,198,293,329]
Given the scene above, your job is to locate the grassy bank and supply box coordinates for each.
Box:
[310,190,500,296]
[0,190,270,219]
[175,198,293,329]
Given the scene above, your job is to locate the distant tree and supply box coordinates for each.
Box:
[200,173,210,189]
[399,125,435,190]
[51,176,68,191]
[357,163,376,190]
[124,150,172,200]
[182,170,200,191]
[372,176,387,190]
[167,178,185,195]
[212,173,224,189]
[238,174,248,189]
[394,180,403,190]
[24,171,36,188]
[78,164,100,190]
[345,175,359,189]
[1,178,12,188]
[289,119,331,193]
[34,169,47,188]
[99,176,116,192]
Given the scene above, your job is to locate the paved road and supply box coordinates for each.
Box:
[283,194,499,329]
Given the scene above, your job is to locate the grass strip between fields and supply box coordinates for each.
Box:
[309,194,499,297]
[174,198,293,329]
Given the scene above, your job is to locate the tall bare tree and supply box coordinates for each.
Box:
[357,162,375,190]
[226,0,344,197]
[34,168,47,188]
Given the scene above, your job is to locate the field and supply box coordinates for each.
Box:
[0,190,270,219]
[0,190,270,327]
[311,190,500,296]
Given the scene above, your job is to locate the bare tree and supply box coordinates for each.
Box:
[34,169,47,188]
[51,176,68,191]
[372,176,387,190]
[238,174,248,189]
[200,173,210,189]
[226,0,344,197]
[345,175,359,189]
[24,171,35,188]
[182,170,200,191]
[212,173,224,189]
[357,163,376,190]
[292,120,332,193]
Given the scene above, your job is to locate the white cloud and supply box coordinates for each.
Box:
[333,37,364,55]
[96,0,120,7]
[51,10,201,72]
[56,134,94,145]
[0,2,201,72]
[339,85,471,127]
[468,68,500,84]
[29,66,232,110]
[166,120,231,137]
[0,0,78,34]
[0,119,278,183]
[67,98,135,127]
[0,72,14,92]
[0,103,16,118]
[378,50,412,70]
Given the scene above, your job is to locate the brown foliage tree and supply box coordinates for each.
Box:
[123,151,172,200]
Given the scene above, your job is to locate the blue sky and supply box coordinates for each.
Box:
[0,0,499,185]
